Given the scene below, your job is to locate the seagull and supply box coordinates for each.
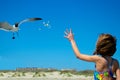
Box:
[0,18,42,39]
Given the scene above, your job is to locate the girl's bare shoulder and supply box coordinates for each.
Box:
[93,55,105,60]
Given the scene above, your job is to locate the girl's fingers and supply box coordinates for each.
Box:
[64,31,68,35]
[64,29,70,36]
[64,30,68,38]
[65,29,70,34]
[64,35,68,38]
[64,28,73,38]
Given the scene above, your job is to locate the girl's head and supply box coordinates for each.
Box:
[93,33,116,56]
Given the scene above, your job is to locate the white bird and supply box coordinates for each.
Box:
[0,18,42,39]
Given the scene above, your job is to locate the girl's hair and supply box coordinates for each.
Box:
[93,33,116,56]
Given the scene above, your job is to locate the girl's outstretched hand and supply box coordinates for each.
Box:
[64,29,74,41]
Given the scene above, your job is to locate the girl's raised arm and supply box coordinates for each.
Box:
[64,29,98,62]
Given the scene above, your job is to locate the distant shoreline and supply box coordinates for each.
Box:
[0,67,94,72]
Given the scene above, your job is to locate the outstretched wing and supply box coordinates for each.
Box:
[0,22,13,31]
[16,18,43,27]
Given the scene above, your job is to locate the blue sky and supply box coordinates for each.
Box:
[0,0,120,70]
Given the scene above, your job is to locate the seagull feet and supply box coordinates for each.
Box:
[12,36,15,39]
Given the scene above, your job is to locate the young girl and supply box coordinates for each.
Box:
[64,29,120,80]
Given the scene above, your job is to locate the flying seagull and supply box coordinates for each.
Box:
[0,18,42,39]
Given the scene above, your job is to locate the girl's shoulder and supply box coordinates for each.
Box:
[93,55,105,61]
[93,55,108,65]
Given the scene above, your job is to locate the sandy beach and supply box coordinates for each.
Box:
[0,77,93,80]
[0,71,94,80]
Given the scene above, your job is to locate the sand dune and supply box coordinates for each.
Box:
[0,71,93,80]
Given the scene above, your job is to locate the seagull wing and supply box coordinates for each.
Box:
[0,22,13,31]
[16,18,43,27]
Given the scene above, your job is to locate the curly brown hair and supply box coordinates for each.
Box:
[93,33,116,56]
